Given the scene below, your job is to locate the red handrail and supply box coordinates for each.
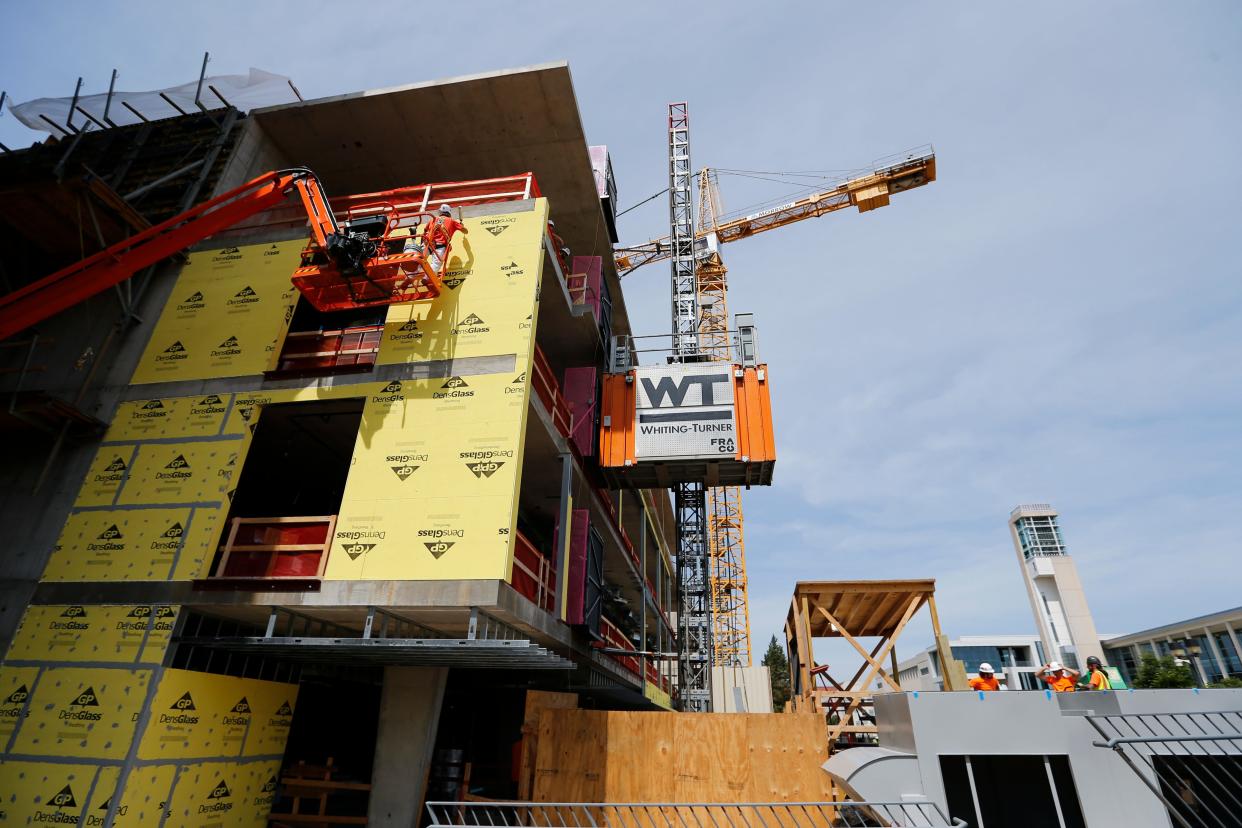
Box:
[531,344,572,439]
[511,529,556,613]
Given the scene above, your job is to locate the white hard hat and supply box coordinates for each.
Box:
[978,663,995,674]
[1048,661,1063,672]
[439,204,452,215]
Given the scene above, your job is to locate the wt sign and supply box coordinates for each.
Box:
[633,364,737,461]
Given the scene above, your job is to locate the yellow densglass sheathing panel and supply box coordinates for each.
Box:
[105,394,231,442]
[5,605,178,664]
[110,763,176,826]
[233,678,297,757]
[376,199,547,366]
[324,370,531,581]
[56,388,249,582]
[10,666,150,758]
[0,761,112,824]
[138,669,298,761]
[116,440,242,506]
[163,759,280,827]
[0,666,38,742]
[44,508,191,581]
[130,241,302,385]
[73,446,137,507]
[169,507,228,580]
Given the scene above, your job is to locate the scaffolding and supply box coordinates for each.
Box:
[786,580,955,746]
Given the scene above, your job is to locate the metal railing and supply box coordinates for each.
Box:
[426,801,965,827]
[608,317,758,373]
[1088,710,1242,828]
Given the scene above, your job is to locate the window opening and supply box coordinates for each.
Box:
[270,297,387,377]
[207,399,363,580]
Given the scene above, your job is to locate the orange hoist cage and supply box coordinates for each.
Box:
[598,364,775,488]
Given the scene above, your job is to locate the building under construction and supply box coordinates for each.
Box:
[4,60,1239,828]
[0,61,786,824]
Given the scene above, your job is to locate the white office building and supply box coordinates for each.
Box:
[1103,605,1242,687]
[898,634,1067,691]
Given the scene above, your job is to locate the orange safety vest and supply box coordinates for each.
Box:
[1044,674,1076,693]
[423,216,464,248]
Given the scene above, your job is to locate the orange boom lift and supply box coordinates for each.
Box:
[0,168,542,340]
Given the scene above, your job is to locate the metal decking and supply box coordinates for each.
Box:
[175,606,576,670]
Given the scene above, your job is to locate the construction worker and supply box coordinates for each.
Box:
[401,218,424,255]
[1080,655,1113,690]
[1036,661,1079,692]
[422,204,468,272]
[967,663,1001,692]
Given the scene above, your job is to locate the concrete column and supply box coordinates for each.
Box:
[1226,622,1242,677]
[367,666,448,827]
[1204,626,1226,683]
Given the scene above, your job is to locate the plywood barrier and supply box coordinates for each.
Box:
[532,710,831,803]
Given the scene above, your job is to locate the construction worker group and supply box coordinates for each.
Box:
[966,655,1113,692]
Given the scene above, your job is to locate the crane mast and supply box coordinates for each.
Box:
[647,109,936,704]
[667,103,714,712]
[696,169,753,668]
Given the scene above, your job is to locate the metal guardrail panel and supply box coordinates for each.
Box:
[425,801,966,828]
[1087,710,1242,828]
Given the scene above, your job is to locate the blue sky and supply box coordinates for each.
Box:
[3,3,1240,666]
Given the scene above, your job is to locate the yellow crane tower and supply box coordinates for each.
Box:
[615,147,938,668]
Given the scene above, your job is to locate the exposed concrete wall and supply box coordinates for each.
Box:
[368,666,448,827]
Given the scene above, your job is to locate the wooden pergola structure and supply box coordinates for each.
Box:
[784,579,955,747]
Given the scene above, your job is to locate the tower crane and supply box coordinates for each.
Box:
[615,148,936,276]
[627,136,937,676]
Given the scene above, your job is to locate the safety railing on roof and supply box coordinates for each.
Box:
[425,801,966,827]
[607,315,758,373]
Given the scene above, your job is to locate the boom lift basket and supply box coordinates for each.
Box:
[291,208,449,312]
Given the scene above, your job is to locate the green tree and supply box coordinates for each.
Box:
[1208,677,1242,689]
[762,635,791,711]
[1131,654,1196,689]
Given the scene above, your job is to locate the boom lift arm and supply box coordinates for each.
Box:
[0,167,450,340]
[613,148,936,275]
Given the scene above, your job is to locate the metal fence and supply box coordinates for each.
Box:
[1087,710,1242,828]
[425,801,966,828]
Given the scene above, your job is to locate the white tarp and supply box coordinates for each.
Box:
[633,363,738,461]
[8,68,299,134]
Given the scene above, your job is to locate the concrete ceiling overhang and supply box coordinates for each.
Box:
[251,62,629,336]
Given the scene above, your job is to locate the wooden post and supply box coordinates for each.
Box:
[927,593,962,691]
[795,596,815,709]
